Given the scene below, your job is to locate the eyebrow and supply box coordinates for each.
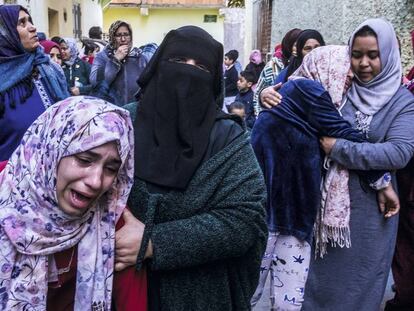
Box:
[18,16,29,23]
[83,150,122,165]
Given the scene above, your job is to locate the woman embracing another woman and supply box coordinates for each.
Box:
[304,18,414,311]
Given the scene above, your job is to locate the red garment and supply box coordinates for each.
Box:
[406,66,414,81]
[47,245,78,311]
[46,211,147,311]
[39,40,61,55]
[82,55,94,65]
[0,160,7,172]
[113,213,148,311]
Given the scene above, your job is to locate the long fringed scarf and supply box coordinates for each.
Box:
[314,107,373,258]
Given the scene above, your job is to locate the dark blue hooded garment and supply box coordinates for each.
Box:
[251,78,366,243]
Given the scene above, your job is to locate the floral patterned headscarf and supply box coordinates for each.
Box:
[63,37,80,66]
[290,45,350,107]
[108,20,133,50]
[0,96,134,310]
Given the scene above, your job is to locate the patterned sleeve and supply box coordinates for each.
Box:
[253,58,283,116]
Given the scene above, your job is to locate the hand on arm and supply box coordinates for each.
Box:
[320,137,337,155]
[115,209,152,272]
[377,184,400,218]
[259,83,283,109]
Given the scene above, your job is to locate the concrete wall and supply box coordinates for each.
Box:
[103,7,224,48]
[269,0,414,72]
[221,8,245,66]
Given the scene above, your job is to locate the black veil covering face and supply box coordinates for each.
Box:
[134,26,224,189]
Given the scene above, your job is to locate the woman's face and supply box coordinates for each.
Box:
[60,42,71,61]
[49,46,62,65]
[56,141,121,217]
[302,38,321,56]
[114,25,131,49]
[351,35,381,83]
[291,42,297,57]
[17,10,39,52]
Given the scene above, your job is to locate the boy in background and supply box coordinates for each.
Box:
[235,70,256,129]
[223,50,240,110]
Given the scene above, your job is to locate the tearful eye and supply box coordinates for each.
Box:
[105,166,119,174]
[75,156,92,165]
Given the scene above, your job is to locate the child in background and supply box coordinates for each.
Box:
[81,41,99,65]
[228,101,246,120]
[223,49,240,110]
[235,70,256,129]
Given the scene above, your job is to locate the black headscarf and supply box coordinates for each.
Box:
[134,26,224,189]
[285,29,325,81]
[281,28,302,67]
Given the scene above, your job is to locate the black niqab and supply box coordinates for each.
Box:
[134,26,224,189]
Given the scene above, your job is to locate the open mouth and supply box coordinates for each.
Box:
[69,190,94,210]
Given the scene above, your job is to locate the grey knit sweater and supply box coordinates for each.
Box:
[125,103,267,310]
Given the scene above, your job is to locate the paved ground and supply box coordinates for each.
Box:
[254,271,394,310]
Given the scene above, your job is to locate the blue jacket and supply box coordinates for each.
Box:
[90,46,148,106]
[235,89,255,129]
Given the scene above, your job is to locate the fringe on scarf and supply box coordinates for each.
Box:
[314,220,351,258]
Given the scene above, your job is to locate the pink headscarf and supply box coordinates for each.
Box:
[289,45,354,258]
[290,45,350,107]
[273,43,283,59]
[249,49,262,65]
[39,39,61,55]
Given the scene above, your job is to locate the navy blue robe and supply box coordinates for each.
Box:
[251,79,365,243]
[0,82,53,161]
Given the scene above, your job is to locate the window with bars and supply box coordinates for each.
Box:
[252,0,272,54]
[73,3,82,39]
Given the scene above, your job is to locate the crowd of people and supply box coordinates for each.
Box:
[0,3,413,311]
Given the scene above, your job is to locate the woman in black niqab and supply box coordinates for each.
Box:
[134,26,224,189]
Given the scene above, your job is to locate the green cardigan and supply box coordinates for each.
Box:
[124,103,268,310]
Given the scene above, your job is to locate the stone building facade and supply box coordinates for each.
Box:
[254,0,414,72]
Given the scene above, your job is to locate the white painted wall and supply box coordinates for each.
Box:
[3,0,102,39]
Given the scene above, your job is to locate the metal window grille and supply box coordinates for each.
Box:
[73,3,82,39]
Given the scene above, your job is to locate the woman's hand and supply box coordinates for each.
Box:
[377,184,400,218]
[70,87,80,96]
[114,45,129,62]
[320,137,337,155]
[115,209,152,271]
[259,83,283,109]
